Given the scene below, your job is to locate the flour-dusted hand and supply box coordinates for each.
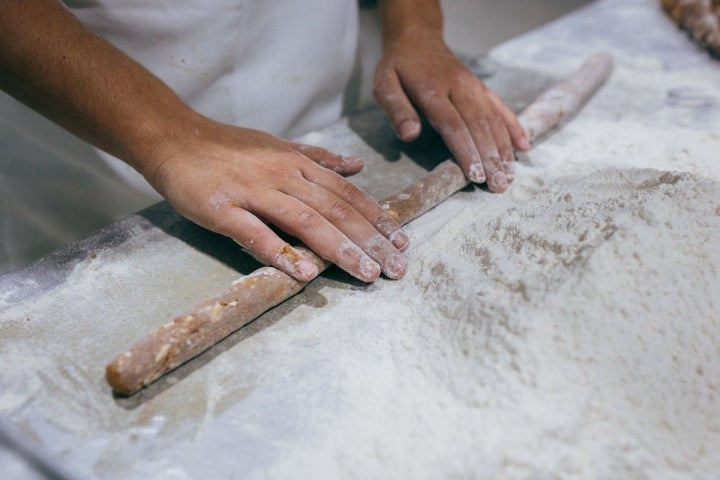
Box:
[0,0,407,283]
[374,0,529,192]
[147,118,409,282]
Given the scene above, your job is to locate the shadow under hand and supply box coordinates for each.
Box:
[347,107,452,173]
[138,202,263,276]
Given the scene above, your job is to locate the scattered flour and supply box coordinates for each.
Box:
[251,168,720,479]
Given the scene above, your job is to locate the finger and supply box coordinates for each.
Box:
[418,93,489,184]
[487,90,530,151]
[285,176,408,280]
[212,205,320,282]
[252,192,386,282]
[290,142,364,176]
[449,89,510,192]
[479,102,516,183]
[486,113,515,183]
[373,67,422,141]
[302,164,410,253]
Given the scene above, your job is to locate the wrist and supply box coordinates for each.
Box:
[379,0,444,47]
[121,103,208,190]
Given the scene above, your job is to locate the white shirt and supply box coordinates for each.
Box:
[0,1,359,273]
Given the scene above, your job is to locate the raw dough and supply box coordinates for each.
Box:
[662,0,720,57]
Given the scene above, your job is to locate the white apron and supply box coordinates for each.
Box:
[0,0,359,273]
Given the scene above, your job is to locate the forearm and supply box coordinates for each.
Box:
[0,0,194,181]
[378,0,444,46]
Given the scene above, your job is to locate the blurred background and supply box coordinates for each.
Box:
[442,0,594,55]
[348,0,594,112]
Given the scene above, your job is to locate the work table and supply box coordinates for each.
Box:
[2,1,719,478]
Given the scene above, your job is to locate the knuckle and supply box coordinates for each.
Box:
[472,118,492,136]
[372,70,394,98]
[240,224,269,253]
[207,198,243,232]
[339,180,364,203]
[498,142,514,161]
[417,83,443,104]
[366,233,393,258]
[374,90,409,119]
[262,161,293,180]
[328,199,353,222]
[432,114,462,137]
[371,77,385,99]
[295,208,316,229]
[489,114,506,131]
[421,77,442,92]
[448,71,480,95]
[480,145,502,164]
[483,158,503,177]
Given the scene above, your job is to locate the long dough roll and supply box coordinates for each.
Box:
[661,0,720,58]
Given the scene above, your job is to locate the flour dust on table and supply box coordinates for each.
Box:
[253,167,720,479]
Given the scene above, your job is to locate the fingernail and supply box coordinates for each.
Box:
[277,245,319,281]
[467,163,486,183]
[520,136,531,150]
[397,120,420,141]
[341,156,363,169]
[358,256,381,282]
[390,229,410,252]
[294,259,319,281]
[492,171,508,191]
[384,252,407,280]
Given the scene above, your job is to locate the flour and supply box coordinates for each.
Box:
[2,1,720,477]
[252,167,720,479]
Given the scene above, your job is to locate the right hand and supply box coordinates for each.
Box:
[145,115,409,283]
[373,25,529,193]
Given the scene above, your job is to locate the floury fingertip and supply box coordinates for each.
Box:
[491,171,508,191]
[340,156,364,170]
[466,163,486,184]
[358,256,382,282]
[384,252,408,280]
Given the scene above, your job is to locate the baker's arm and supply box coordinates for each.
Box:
[0,0,408,282]
[374,0,529,192]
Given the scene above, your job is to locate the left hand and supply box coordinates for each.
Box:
[373,28,529,193]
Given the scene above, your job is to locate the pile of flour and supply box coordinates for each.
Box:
[254,167,720,479]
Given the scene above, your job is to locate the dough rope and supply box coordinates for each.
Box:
[661,0,720,58]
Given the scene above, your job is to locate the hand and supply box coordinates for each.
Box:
[146,115,409,283]
[373,28,529,192]
[0,2,408,284]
